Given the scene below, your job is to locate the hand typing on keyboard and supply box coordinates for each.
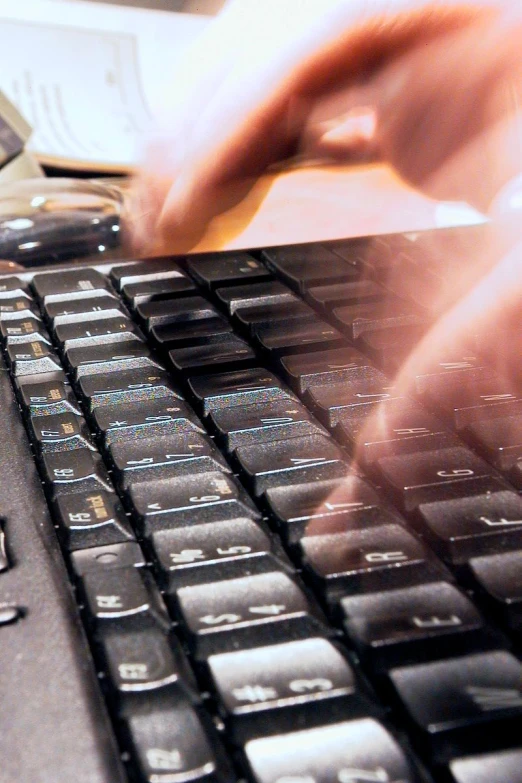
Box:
[130,0,521,463]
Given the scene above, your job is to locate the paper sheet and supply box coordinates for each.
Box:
[0,0,207,170]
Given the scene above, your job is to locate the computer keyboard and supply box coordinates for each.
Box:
[0,224,521,783]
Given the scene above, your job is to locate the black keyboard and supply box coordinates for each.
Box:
[1,226,521,783]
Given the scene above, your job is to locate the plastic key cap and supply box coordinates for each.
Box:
[40,448,113,495]
[18,379,81,416]
[123,275,196,307]
[168,337,256,375]
[93,398,204,444]
[188,368,293,417]
[32,268,112,300]
[389,650,522,760]
[215,280,297,315]
[187,252,271,289]
[137,296,217,330]
[29,411,95,452]
[174,570,326,659]
[0,317,51,345]
[254,318,346,356]
[449,749,522,783]
[78,368,183,411]
[208,637,362,742]
[244,718,423,783]
[53,490,135,551]
[45,294,123,322]
[66,339,162,379]
[279,346,374,394]
[110,259,184,289]
[81,567,169,628]
[54,316,142,349]
[235,433,349,496]
[129,472,259,535]
[151,316,233,349]
[261,244,353,293]
[6,341,62,376]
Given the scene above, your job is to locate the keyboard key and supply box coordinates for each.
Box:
[216,281,296,315]
[168,337,256,375]
[336,401,456,464]
[81,567,168,628]
[110,259,184,290]
[0,275,29,295]
[209,399,323,452]
[417,488,522,563]
[0,297,39,319]
[279,346,374,394]
[71,541,146,576]
[469,550,522,636]
[411,349,489,395]
[305,371,402,428]
[54,316,141,349]
[0,317,51,345]
[137,296,217,330]
[45,293,123,322]
[6,341,62,376]
[306,279,385,311]
[341,581,487,669]
[466,414,522,471]
[151,315,233,349]
[265,477,393,544]
[357,324,427,375]
[122,275,196,307]
[109,431,228,489]
[100,624,196,698]
[151,517,277,590]
[208,637,361,741]
[53,491,135,551]
[235,433,349,496]
[449,748,522,783]
[174,570,325,658]
[254,318,346,356]
[78,368,183,410]
[244,718,422,783]
[129,472,259,535]
[33,268,111,300]
[188,368,293,417]
[389,651,522,759]
[67,339,162,380]
[261,244,353,293]
[333,298,423,340]
[299,524,444,597]
[234,300,315,334]
[424,374,522,430]
[40,448,113,495]
[29,411,95,452]
[376,446,497,512]
[124,697,230,783]
[93,398,204,444]
[18,379,81,416]
[187,252,271,288]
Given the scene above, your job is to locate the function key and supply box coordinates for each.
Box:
[0,275,29,295]
[188,368,293,417]
[0,297,39,320]
[29,411,95,453]
[0,317,51,345]
[174,570,325,659]
[341,581,487,670]
[417,488,522,563]
[110,258,184,290]
[40,448,113,495]
[123,697,232,783]
[81,566,168,628]
[122,275,196,307]
[389,650,522,759]
[18,379,81,416]
[208,637,362,742]
[216,280,297,316]
[244,718,422,783]
[32,268,112,301]
[187,252,271,289]
[53,490,135,551]
[6,341,62,377]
